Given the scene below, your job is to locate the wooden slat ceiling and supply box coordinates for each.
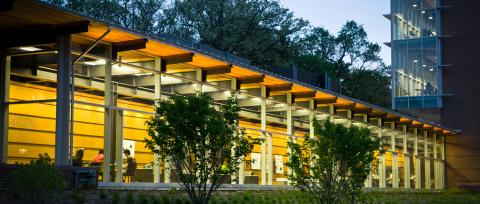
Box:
[1,0,457,135]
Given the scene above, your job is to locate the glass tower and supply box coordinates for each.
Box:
[391,0,442,109]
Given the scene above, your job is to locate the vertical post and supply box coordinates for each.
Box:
[403,125,410,189]
[267,132,273,185]
[103,45,113,182]
[114,110,124,182]
[195,68,203,93]
[309,99,315,138]
[424,131,430,189]
[391,123,398,188]
[433,133,438,189]
[414,128,421,189]
[153,58,161,183]
[55,35,71,166]
[364,115,373,188]
[441,135,445,189]
[0,51,10,163]
[231,78,243,185]
[286,93,294,185]
[260,86,267,185]
[379,119,386,188]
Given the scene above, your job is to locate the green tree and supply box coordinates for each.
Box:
[342,64,391,107]
[145,93,262,204]
[286,119,381,204]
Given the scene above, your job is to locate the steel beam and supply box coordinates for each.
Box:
[55,35,71,166]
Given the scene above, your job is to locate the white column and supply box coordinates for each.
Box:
[363,115,373,188]
[424,131,431,189]
[260,86,267,185]
[378,119,386,188]
[309,99,315,138]
[433,133,439,189]
[391,123,399,188]
[414,128,421,189]
[114,110,124,182]
[55,35,72,166]
[441,135,445,189]
[0,52,10,163]
[267,132,273,185]
[286,93,294,185]
[153,58,161,183]
[231,79,244,185]
[103,45,113,181]
[403,125,410,189]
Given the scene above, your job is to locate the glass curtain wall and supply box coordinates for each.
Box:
[392,0,441,109]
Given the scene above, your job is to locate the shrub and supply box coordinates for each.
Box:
[71,192,85,204]
[138,192,149,204]
[99,190,107,199]
[8,153,67,203]
[126,191,135,203]
[112,191,120,204]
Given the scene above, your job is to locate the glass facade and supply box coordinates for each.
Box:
[391,0,442,109]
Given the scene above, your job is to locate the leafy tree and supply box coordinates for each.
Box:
[145,93,262,204]
[286,119,381,204]
[342,64,391,107]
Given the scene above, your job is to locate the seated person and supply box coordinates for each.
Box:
[73,148,85,167]
[92,149,104,165]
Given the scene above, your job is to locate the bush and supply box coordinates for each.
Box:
[8,153,67,203]
[71,192,85,204]
[112,191,120,204]
[138,192,149,204]
[99,190,107,199]
[126,191,135,203]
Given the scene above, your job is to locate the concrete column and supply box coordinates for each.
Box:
[260,86,267,185]
[403,125,410,189]
[424,131,431,189]
[231,78,244,185]
[103,45,113,181]
[55,35,72,166]
[286,93,294,185]
[267,132,273,185]
[363,115,372,188]
[433,134,439,189]
[195,68,203,93]
[309,99,315,138]
[114,110,124,182]
[391,123,399,188]
[414,128,421,189]
[153,58,161,183]
[0,51,10,163]
[378,119,386,188]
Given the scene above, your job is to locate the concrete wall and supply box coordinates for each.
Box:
[441,0,480,188]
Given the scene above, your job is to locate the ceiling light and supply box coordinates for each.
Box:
[429,68,434,71]
[422,64,427,67]
[84,59,106,66]
[19,46,42,52]
[133,73,153,76]
[412,4,418,7]
[428,16,433,20]
[421,10,426,14]
[413,60,418,63]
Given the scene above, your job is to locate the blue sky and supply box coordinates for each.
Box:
[278,0,391,65]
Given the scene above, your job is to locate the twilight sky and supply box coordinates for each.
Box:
[278,0,391,65]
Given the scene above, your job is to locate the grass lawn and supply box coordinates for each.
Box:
[52,189,480,204]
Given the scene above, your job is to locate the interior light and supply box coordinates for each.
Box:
[429,68,434,71]
[422,64,427,67]
[413,60,418,63]
[412,4,418,7]
[84,59,106,66]
[421,10,426,14]
[19,46,42,52]
[133,73,153,76]
[428,16,433,20]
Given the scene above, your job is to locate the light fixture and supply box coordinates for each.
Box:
[19,46,42,52]
[412,4,418,8]
[413,60,418,63]
[428,16,433,20]
[421,10,426,14]
[133,73,153,76]
[429,68,434,71]
[84,59,106,66]
[422,64,427,67]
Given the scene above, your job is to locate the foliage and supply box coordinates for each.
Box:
[286,119,381,204]
[145,93,262,204]
[342,64,391,107]
[8,153,67,204]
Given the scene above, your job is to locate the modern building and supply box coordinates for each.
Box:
[388,0,480,187]
[0,0,455,190]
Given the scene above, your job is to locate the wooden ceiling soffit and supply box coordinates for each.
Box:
[202,64,232,75]
[334,103,356,111]
[112,38,147,58]
[236,75,264,89]
[160,53,194,72]
[369,112,388,119]
[0,0,13,11]
[292,91,316,103]
[266,83,292,97]
[2,20,90,47]
[314,97,337,105]
[352,107,373,115]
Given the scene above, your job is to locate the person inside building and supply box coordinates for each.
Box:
[73,148,84,167]
[123,149,137,182]
[92,149,104,164]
